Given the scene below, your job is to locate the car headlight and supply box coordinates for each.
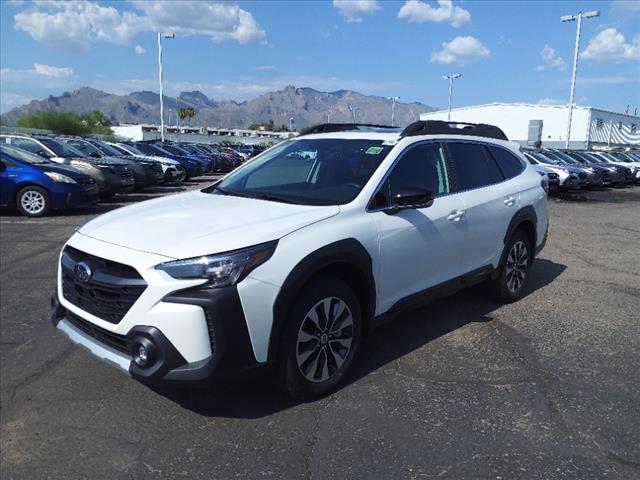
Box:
[44,171,77,184]
[155,241,278,288]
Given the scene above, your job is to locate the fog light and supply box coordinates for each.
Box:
[135,345,148,366]
[132,338,156,368]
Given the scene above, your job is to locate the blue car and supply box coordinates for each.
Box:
[0,144,99,217]
[127,142,203,178]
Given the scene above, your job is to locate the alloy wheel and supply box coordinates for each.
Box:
[20,190,46,215]
[505,240,528,293]
[296,297,354,383]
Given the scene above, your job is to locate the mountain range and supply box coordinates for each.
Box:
[0,86,436,129]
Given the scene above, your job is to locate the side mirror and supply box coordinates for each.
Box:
[90,152,101,158]
[388,188,434,212]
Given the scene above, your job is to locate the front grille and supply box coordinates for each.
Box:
[578,172,587,179]
[66,311,132,355]
[112,165,134,180]
[78,177,96,188]
[61,246,146,324]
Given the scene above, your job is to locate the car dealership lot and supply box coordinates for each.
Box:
[1,182,639,479]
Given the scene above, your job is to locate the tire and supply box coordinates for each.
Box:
[488,230,532,303]
[16,186,51,217]
[278,277,362,399]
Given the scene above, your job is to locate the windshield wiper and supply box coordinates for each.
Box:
[245,193,295,204]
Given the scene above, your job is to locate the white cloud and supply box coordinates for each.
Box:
[1,63,74,81]
[332,0,380,22]
[536,98,564,106]
[33,63,74,78]
[611,1,640,15]
[255,65,275,71]
[580,28,640,63]
[13,1,266,51]
[134,44,146,54]
[535,44,565,71]
[430,36,489,65]
[398,0,470,28]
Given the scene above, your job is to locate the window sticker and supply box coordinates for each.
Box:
[365,146,384,155]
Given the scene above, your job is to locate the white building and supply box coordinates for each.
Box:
[420,103,640,148]
[111,124,295,145]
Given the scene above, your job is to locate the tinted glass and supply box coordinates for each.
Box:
[488,146,524,179]
[8,138,43,155]
[38,138,85,158]
[447,142,503,191]
[0,145,50,164]
[386,143,450,200]
[213,139,392,206]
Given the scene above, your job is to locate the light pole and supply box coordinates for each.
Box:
[388,96,400,127]
[561,10,599,149]
[289,117,294,132]
[442,74,461,122]
[348,105,358,123]
[158,32,175,142]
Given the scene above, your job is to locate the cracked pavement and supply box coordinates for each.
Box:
[1,180,639,479]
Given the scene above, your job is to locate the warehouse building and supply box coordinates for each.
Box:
[420,103,640,148]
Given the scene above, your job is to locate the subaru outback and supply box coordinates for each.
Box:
[51,121,549,398]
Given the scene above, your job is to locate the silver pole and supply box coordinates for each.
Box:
[447,77,453,122]
[565,13,582,149]
[158,32,165,142]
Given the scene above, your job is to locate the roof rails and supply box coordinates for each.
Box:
[400,120,508,141]
[302,123,400,135]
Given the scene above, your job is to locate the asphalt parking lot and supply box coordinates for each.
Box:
[1,180,639,479]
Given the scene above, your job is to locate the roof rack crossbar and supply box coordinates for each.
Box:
[400,120,508,141]
[302,123,399,135]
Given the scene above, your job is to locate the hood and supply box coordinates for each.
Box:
[34,163,92,181]
[78,190,340,259]
[79,156,129,166]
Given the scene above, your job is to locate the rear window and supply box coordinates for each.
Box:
[446,142,504,191]
[487,146,524,179]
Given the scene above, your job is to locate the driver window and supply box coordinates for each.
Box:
[387,143,450,199]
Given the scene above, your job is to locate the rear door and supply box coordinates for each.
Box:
[445,141,521,270]
[0,155,21,207]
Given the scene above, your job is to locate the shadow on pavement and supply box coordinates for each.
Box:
[154,258,567,419]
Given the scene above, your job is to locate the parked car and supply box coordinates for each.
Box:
[560,151,616,186]
[153,143,215,173]
[104,142,186,183]
[129,142,203,178]
[543,149,601,188]
[0,144,99,217]
[590,151,638,184]
[57,137,164,189]
[522,150,586,190]
[0,134,134,199]
[52,121,548,398]
[531,163,559,192]
[196,144,244,172]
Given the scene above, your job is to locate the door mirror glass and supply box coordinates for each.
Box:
[389,188,434,211]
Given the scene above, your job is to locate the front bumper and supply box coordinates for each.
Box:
[52,271,261,386]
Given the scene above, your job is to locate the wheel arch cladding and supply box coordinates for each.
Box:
[503,206,538,263]
[269,238,376,362]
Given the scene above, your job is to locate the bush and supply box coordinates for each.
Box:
[16,110,112,136]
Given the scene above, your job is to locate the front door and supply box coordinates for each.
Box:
[371,142,468,314]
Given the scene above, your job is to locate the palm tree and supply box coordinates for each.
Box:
[177,107,189,129]
[186,107,196,126]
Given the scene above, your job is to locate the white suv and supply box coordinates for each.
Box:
[52,121,549,398]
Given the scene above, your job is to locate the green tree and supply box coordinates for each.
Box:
[16,110,112,135]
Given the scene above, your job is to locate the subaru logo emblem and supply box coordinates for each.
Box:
[73,262,92,282]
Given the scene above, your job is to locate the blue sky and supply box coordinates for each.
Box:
[1,0,639,114]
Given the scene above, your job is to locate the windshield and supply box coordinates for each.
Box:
[134,143,167,156]
[61,139,103,157]
[38,138,86,158]
[0,144,50,164]
[160,144,189,155]
[211,138,393,206]
[91,141,122,156]
[530,152,557,165]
